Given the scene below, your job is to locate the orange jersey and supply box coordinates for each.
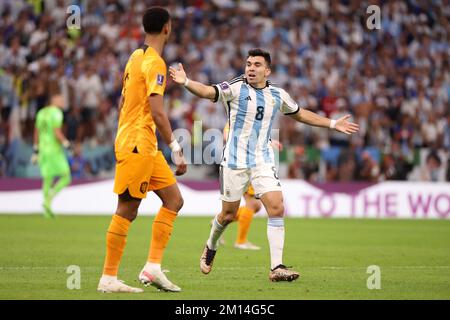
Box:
[115,45,167,156]
[223,122,230,141]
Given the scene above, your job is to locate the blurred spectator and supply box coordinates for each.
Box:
[195,98,226,131]
[288,145,306,180]
[167,86,193,130]
[69,142,90,179]
[380,154,412,181]
[65,105,83,142]
[336,150,357,182]
[409,150,446,182]
[357,151,380,182]
[77,63,103,138]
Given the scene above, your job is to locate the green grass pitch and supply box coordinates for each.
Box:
[0,215,449,299]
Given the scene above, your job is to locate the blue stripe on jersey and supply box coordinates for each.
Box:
[228,84,249,168]
[264,88,281,163]
[246,89,265,167]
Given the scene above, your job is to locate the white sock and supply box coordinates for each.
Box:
[207,216,226,250]
[101,274,117,282]
[144,262,161,272]
[267,217,285,270]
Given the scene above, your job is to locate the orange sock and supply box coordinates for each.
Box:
[102,214,131,276]
[236,206,255,244]
[148,207,178,264]
[233,208,241,222]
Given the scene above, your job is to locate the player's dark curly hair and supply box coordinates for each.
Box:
[142,7,170,34]
[247,48,271,68]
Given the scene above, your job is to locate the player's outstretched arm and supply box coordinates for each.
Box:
[169,63,216,100]
[289,109,359,135]
[149,93,187,176]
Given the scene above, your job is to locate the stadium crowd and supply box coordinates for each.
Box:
[0,0,449,182]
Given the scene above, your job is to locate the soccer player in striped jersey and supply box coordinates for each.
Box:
[220,123,283,251]
[169,48,359,282]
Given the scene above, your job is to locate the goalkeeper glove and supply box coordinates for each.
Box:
[31,144,39,165]
[62,140,73,156]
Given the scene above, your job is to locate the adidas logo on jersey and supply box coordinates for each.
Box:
[245,96,252,101]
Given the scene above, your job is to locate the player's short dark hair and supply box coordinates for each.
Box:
[142,7,170,34]
[247,48,271,68]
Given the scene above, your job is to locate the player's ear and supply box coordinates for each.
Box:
[265,67,271,77]
[163,21,171,36]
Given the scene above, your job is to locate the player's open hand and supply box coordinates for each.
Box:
[30,153,38,165]
[30,145,38,165]
[169,63,187,85]
[335,114,359,135]
[173,149,187,176]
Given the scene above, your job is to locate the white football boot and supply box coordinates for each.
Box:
[97,277,144,293]
[138,268,181,292]
[234,241,261,250]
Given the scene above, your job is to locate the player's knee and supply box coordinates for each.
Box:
[221,208,238,224]
[267,203,284,217]
[163,194,183,212]
[250,200,262,212]
[116,201,140,222]
[173,195,184,212]
[117,210,138,222]
[221,215,235,225]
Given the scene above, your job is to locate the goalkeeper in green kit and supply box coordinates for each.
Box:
[31,94,72,218]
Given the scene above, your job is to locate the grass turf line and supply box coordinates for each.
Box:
[0,215,449,299]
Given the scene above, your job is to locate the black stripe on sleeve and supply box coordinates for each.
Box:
[212,85,219,102]
[229,76,244,85]
[284,106,300,115]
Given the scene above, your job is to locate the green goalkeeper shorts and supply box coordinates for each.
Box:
[39,151,70,178]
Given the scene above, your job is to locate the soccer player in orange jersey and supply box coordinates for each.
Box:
[98,7,187,293]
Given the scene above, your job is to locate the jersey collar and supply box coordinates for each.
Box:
[244,77,271,90]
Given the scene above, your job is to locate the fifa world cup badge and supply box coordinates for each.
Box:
[157,74,164,86]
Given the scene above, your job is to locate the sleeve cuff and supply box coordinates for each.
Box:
[212,85,219,103]
[284,106,300,115]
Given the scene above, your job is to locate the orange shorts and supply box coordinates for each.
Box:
[113,151,177,199]
[245,185,255,197]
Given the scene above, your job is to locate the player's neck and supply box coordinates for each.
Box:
[249,79,267,89]
[144,35,165,56]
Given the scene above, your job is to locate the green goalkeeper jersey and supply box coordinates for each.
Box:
[36,106,64,155]
[35,106,70,177]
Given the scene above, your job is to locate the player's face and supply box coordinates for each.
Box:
[51,95,65,108]
[245,56,271,87]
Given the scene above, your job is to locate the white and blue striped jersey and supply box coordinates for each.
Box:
[213,76,301,169]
